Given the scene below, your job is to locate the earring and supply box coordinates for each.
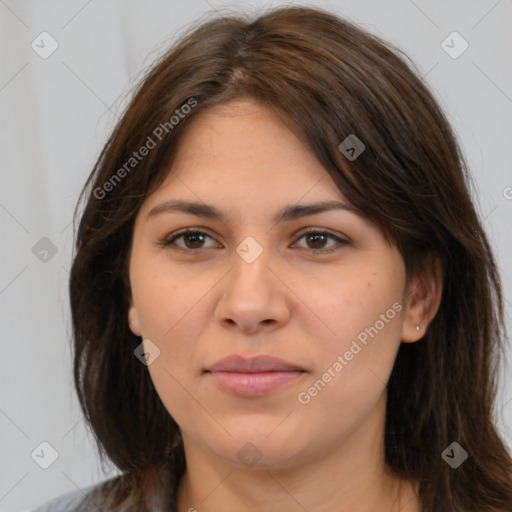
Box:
[416,325,421,331]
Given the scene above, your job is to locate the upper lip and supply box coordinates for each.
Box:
[205,355,304,373]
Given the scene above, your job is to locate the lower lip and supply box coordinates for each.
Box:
[206,371,305,397]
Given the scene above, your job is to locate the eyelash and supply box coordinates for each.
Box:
[159,228,348,255]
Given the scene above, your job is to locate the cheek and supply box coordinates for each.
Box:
[130,263,220,390]
[137,289,211,431]
[297,267,404,352]
[130,255,210,339]
[294,268,404,406]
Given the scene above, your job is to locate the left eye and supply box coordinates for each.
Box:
[294,231,346,253]
[162,229,347,254]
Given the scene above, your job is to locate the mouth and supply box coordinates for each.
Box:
[204,355,307,398]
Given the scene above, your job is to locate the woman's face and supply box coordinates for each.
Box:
[128,98,423,470]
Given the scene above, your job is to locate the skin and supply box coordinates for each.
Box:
[128,98,443,512]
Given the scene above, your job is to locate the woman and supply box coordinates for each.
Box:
[31,5,512,512]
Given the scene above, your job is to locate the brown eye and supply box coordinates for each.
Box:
[161,228,347,255]
[163,230,218,251]
[294,230,348,254]
[305,233,329,249]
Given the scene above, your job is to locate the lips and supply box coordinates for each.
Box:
[206,355,304,373]
[204,355,306,398]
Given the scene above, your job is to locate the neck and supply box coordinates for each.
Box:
[177,462,418,512]
[175,396,419,512]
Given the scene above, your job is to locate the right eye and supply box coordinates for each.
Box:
[161,229,221,251]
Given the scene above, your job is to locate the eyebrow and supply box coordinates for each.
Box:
[147,199,358,224]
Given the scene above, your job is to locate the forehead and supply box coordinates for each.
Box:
[151,98,344,204]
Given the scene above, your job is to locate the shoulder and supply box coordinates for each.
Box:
[29,478,116,512]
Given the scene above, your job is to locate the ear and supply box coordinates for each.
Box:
[128,296,143,337]
[401,254,443,343]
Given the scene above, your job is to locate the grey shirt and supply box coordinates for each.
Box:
[29,480,111,512]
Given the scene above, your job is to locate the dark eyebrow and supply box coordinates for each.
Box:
[147,199,358,224]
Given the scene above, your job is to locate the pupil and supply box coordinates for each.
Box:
[308,234,326,248]
[186,234,204,248]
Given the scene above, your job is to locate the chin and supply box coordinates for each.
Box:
[207,429,312,471]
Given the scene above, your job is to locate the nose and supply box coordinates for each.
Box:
[215,243,291,335]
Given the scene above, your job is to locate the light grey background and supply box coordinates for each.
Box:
[1,1,511,511]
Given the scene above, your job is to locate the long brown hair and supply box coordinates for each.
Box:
[69,5,512,511]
